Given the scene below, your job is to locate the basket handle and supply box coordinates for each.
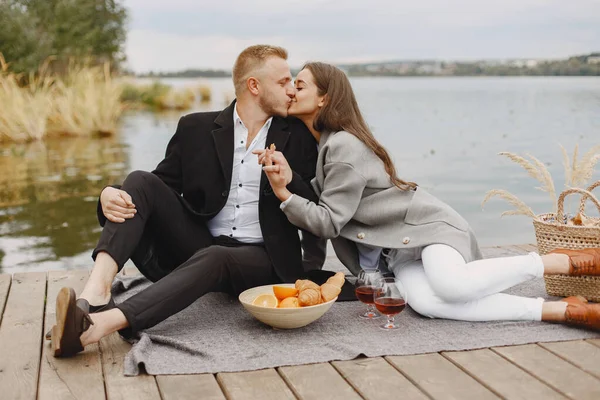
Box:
[557,187,600,222]
[579,180,600,215]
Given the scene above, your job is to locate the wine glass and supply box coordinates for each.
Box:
[354,269,383,319]
[373,277,407,330]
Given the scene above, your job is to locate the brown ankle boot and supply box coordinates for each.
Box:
[563,300,600,331]
[549,248,600,276]
[561,295,588,306]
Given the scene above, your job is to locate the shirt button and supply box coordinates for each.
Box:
[403,237,411,245]
[236,205,240,208]
[229,234,233,237]
[241,160,244,164]
[238,183,242,187]
[357,232,365,240]
[233,227,237,230]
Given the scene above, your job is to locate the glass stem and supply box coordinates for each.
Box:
[387,315,394,326]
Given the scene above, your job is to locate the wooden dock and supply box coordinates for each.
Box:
[1,244,600,400]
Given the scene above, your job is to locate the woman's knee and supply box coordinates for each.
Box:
[406,291,439,319]
[424,265,476,303]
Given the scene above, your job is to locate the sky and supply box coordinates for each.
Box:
[123,0,600,73]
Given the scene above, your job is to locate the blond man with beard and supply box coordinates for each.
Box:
[49,45,325,357]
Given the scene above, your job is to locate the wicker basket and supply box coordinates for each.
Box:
[533,183,600,301]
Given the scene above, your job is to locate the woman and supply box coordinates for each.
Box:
[255,61,600,330]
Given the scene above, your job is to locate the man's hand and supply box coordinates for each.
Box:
[100,187,136,223]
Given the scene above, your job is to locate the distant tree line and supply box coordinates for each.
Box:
[141,69,232,78]
[345,53,600,77]
[0,0,128,74]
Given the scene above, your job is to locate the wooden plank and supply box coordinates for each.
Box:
[481,245,527,258]
[386,353,498,399]
[0,274,10,324]
[493,344,600,400]
[0,272,47,400]
[38,270,105,400]
[444,349,566,399]
[217,369,296,400]
[279,362,361,400]
[332,357,428,400]
[100,332,161,400]
[514,243,538,253]
[156,375,226,400]
[540,341,600,379]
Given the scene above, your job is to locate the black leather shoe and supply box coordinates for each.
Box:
[51,287,95,357]
[45,296,114,340]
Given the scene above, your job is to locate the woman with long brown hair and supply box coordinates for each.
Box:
[255,61,600,330]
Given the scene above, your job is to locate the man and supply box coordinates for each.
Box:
[49,45,326,357]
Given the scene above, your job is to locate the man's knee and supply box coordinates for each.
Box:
[122,170,159,191]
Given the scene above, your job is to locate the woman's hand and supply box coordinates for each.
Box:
[252,148,293,201]
[100,187,136,223]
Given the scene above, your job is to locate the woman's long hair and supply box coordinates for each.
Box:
[303,62,416,190]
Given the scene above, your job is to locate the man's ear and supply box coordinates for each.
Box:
[247,77,260,95]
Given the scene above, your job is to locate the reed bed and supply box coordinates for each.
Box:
[0,58,124,142]
[49,63,124,136]
[120,81,199,110]
[0,55,209,142]
[0,56,54,142]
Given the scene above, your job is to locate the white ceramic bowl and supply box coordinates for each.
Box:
[239,283,337,329]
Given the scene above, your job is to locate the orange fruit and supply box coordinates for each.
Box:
[252,293,278,308]
[278,297,300,308]
[272,286,299,300]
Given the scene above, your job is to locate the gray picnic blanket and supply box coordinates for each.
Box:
[111,274,600,376]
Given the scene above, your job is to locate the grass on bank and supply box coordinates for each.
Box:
[0,54,213,142]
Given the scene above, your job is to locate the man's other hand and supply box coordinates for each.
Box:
[100,187,136,223]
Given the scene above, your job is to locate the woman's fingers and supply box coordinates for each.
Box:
[262,165,280,173]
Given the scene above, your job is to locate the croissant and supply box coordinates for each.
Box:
[295,279,320,292]
[326,272,345,288]
[320,282,342,302]
[298,288,321,306]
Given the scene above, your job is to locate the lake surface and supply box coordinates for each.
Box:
[1,77,599,273]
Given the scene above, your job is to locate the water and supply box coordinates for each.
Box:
[1,77,599,273]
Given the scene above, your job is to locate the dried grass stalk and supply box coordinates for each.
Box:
[481,189,536,218]
[572,144,600,187]
[499,151,557,208]
[560,144,572,187]
[526,153,557,213]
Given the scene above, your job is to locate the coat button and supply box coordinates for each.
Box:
[357,232,365,240]
[221,190,229,197]
[402,237,410,245]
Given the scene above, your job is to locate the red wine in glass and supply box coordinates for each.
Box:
[374,297,406,315]
[374,277,407,329]
[355,285,376,304]
[354,270,382,319]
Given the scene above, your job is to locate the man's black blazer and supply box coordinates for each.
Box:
[147,101,322,282]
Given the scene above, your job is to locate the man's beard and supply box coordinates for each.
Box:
[259,92,288,118]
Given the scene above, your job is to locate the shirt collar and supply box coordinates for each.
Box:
[233,103,273,131]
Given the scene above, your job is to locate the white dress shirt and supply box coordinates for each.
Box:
[207,104,272,243]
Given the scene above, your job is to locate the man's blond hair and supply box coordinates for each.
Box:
[232,45,288,95]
